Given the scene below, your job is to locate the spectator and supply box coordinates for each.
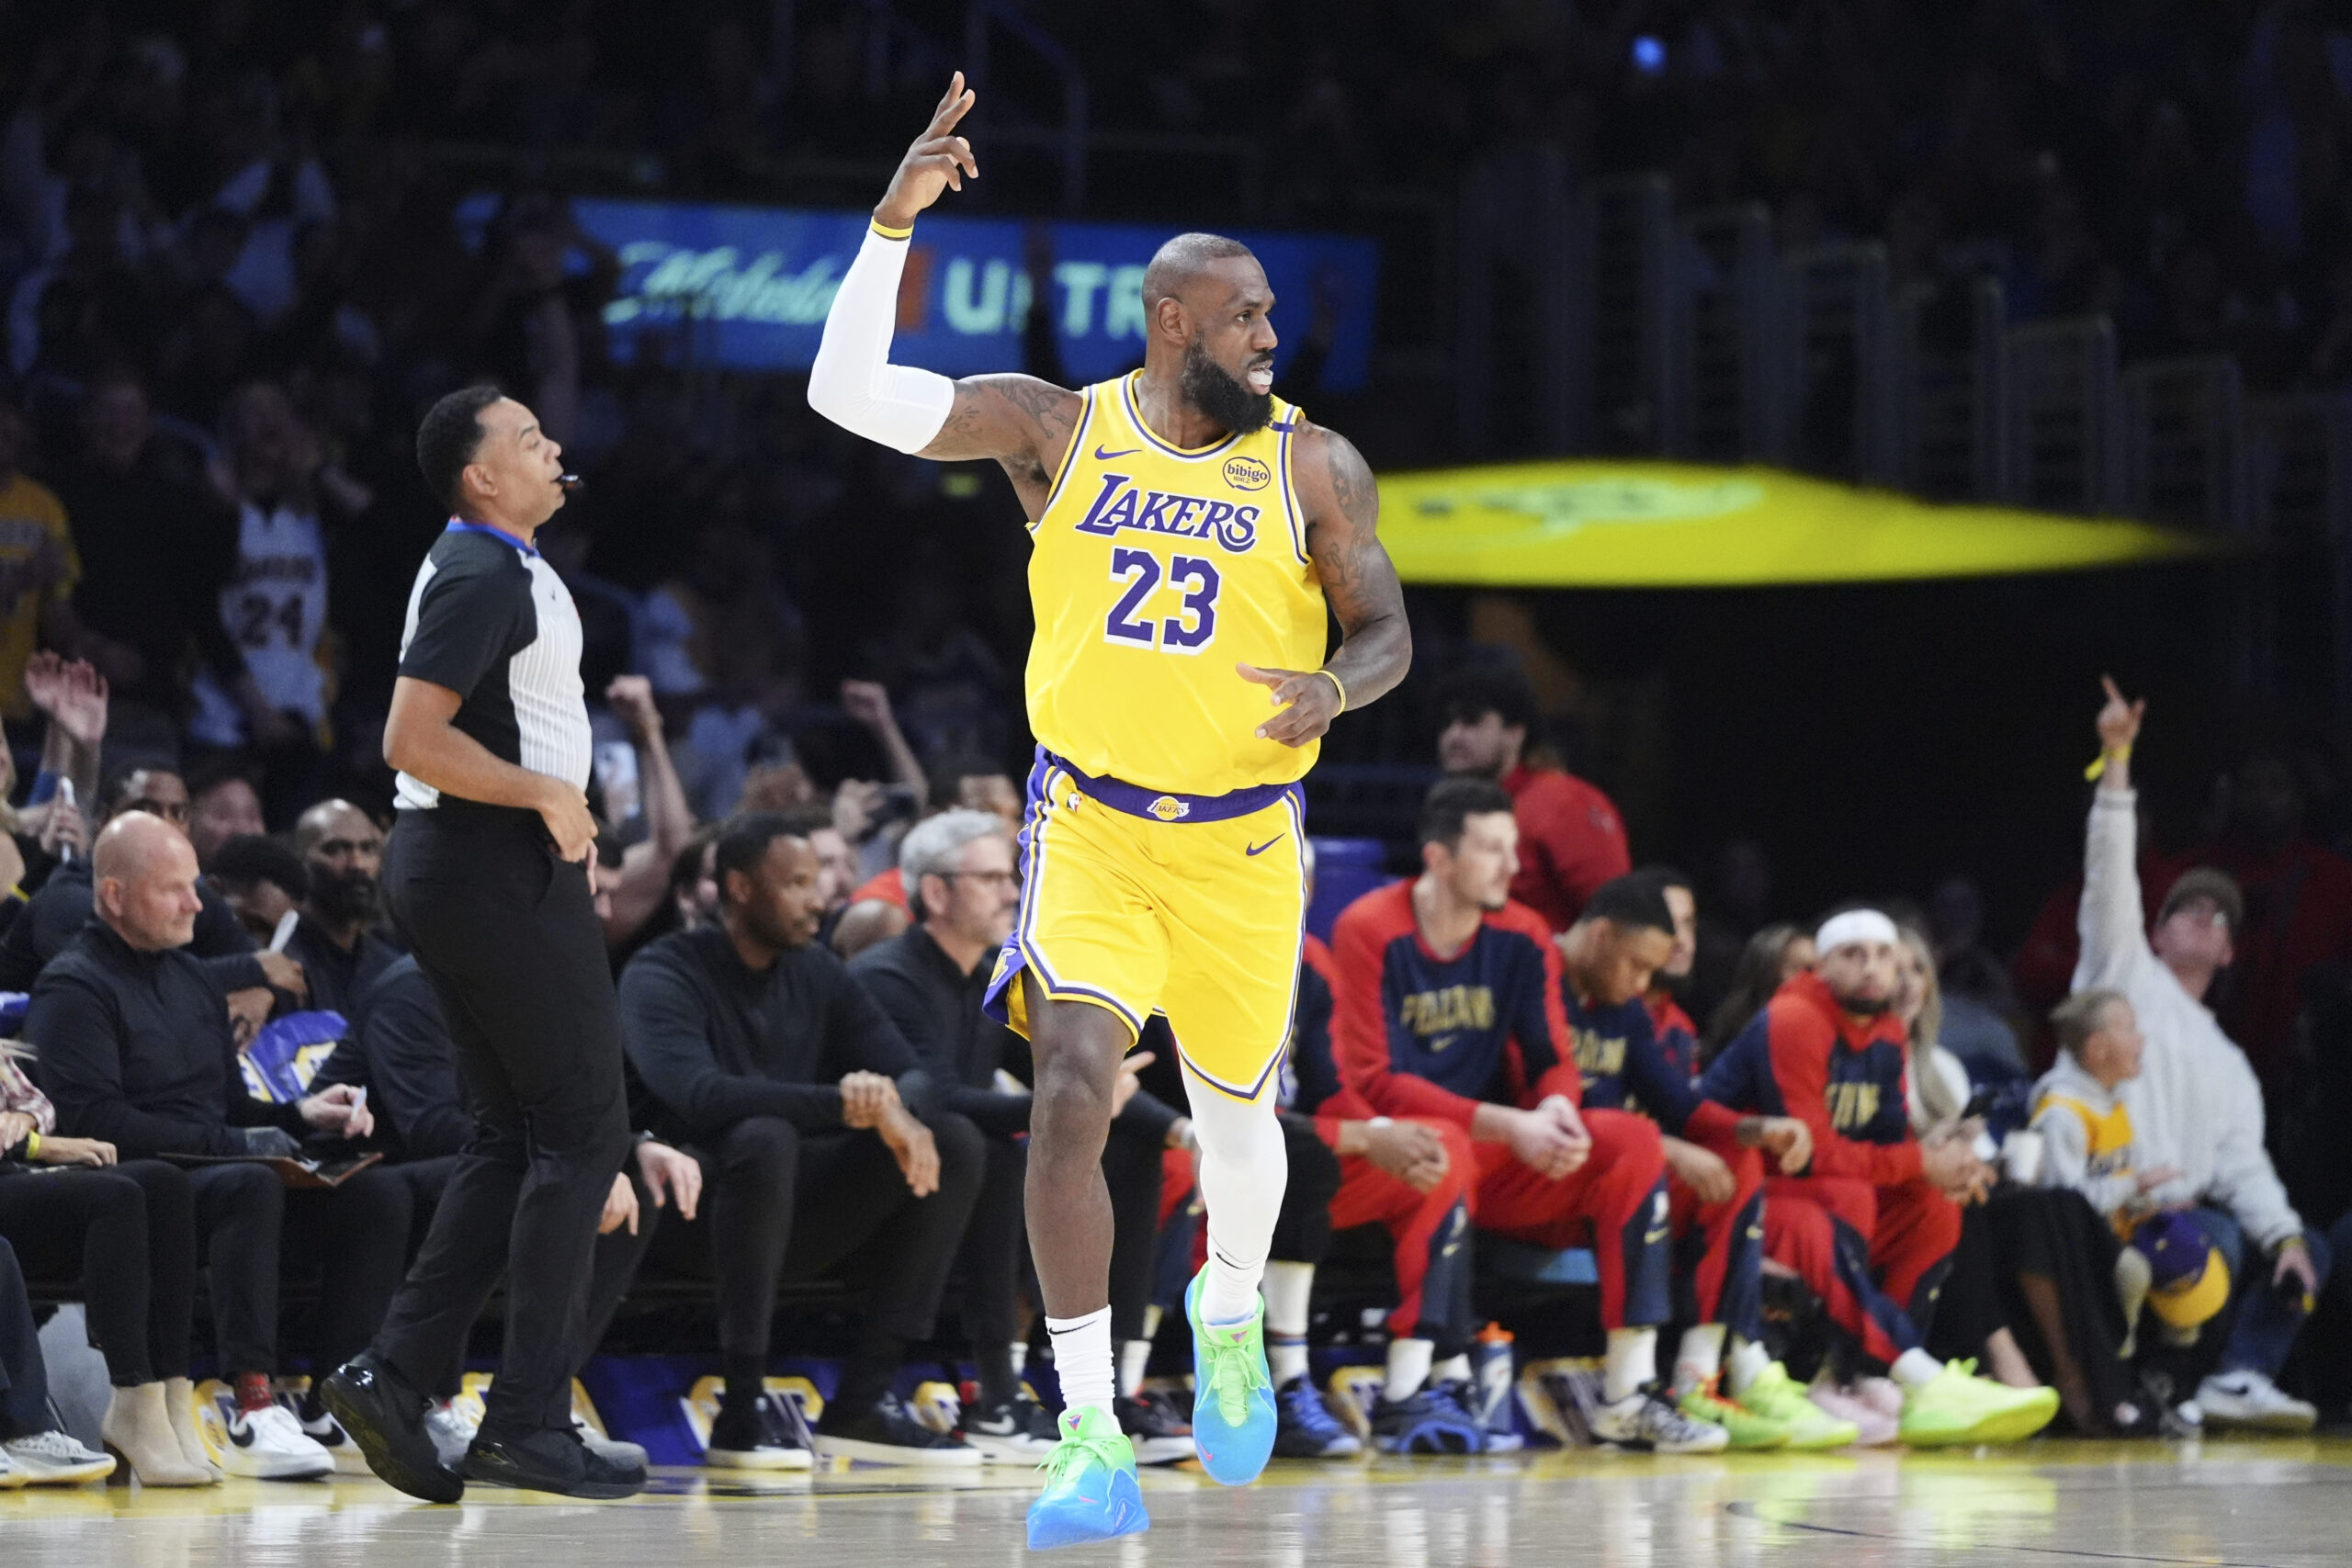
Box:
[1557,873,1838,1449]
[1702,921,1815,1059]
[1640,866,1704,1079]
[2,1041,209,1484]
[2072,680,2333,1431]
[842,750,1023,925]
[26,811,403,1479]
[2012,792,2183,1066]
[594,675,693,954]
[286,798,399,1018]
[46,371,243,754]
[618,812,984,1467]
[0,389,80,722]
[184,755,267,869]
[851,810,1190,1461]
[0,1236,117,1484]
[208,831,308,944]
[1434,666,1628,931]
[1702,908,2055,1445]
[1330,778,1710,1452]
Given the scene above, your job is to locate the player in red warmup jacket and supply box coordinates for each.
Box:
[1700,908,2058,1445]
[1329,778,1723,1454]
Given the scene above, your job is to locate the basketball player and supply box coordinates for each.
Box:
[809,75,1409,1548]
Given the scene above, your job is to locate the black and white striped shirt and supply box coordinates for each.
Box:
[392,521,592,813]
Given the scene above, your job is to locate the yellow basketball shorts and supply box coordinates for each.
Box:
[981,748,1308,1103]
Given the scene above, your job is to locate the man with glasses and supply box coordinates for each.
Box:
[0,764,305,1019]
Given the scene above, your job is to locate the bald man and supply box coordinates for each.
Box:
[27,814,413,1478]
[284,800,401,1021]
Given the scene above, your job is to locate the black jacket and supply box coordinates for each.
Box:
[327,954,470,1162]
[0,858,266,995]
[849,924,1181,1143]
[27,919,306,1156]
[619,925,934,1142]
[282,912,402,1022]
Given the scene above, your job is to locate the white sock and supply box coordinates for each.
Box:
[1891,1347,1945,1388]
[1118,1339,1152,1400]
[1726,1337,1772,1395]
[1141,1303,1163,1342]
[1046,1308,1115,1419]
[1269,1339,1310,1386]
[1385,1338,1435,1401]
[1188,1088,1288,1324]
[1673,1324,1726,1393]
[1430,1354,1471,1386]
[1009,1341,1029,1377]
[1603,1327,1657,1404]
[1262,1261,1316,1337]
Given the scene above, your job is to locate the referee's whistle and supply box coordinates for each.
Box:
[558,472,587,491]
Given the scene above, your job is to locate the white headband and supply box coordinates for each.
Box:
[1815,908,1899,956]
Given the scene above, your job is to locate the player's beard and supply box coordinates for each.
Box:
[311,867,379,927]
[1182,335,1274,434]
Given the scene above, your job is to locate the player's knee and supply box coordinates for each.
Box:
[927,1111,987,1189]
[721,1114,801,1179]
[1585,1109,1666,1191]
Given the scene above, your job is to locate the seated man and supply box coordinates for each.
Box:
[621,811,985,1468]
[336,953,696,1466]
[209,833,310,946]
[1560,872,1844,1449]
[2074,681,2333,1429]
[1702,908,2057,1445]
[27,812,405,1480]
[1265,932,1483,1457]
[284,800,401,1020]
[1331,778,1715,1453]
[851,810,1193,1464]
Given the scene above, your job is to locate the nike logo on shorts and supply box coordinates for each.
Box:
[1245,835,1285,856]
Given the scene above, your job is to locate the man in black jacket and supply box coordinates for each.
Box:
[284,800,401,1020]
[0,765,303,1041]
[620,811,983,1470]
[28,812,404,1481]
[850,810,1192,1462]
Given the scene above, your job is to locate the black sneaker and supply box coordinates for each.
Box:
[706,1393,815,1471]
[1115,1390,1197,1465]
[1371,1384,1486,1454]
[958,1394,1057,1462]
[318,1352,465,1504]
[812,1395,981,1468]
[462,1423,646,1498]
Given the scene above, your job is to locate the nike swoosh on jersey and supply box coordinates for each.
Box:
[1094,446,1141,460]
[1245,835,1285,856]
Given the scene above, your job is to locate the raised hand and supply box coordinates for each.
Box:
[1236,664,1343,748]
[2097,675,2143,757]
[604,674,661,741]
[875,73,979,231]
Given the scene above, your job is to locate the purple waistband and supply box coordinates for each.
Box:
[1042,750,1301,825]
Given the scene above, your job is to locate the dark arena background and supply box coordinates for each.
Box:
[2,2,2350,1564]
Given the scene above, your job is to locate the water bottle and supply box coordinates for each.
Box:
[1471,1322,1521,1450]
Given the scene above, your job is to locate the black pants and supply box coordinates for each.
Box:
[1927,1186,2135,1420]
[0,1160,195,1387]
[395,1153,658,1397]
[1,1236,52,1436]
[656,1114,983,1412]
[372,813,633,1433]
[187,1161,413,1381]
[956,1116,1168,1373]
[1269,1116,1346,1266]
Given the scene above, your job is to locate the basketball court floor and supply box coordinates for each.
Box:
[9,1438,2347,1568]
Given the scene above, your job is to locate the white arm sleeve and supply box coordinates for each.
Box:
[807,226,956,455]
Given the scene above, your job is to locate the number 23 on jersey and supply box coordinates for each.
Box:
[1104,548,1221,652]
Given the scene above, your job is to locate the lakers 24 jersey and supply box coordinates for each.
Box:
[1024,372,1329,796]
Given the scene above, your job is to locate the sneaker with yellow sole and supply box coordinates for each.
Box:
[1677,1380,1790,1450]
[1734,1361,1860,1450]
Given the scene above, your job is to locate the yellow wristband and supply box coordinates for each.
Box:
[21,1131,38,1161]
[1316,669,1347,714]
[870,218,914,241]
[2085,744,2130,782]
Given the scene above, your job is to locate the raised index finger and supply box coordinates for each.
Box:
[932,73,975,135]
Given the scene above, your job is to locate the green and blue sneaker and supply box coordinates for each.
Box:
[1185,1269,1278,1485]
[1026,1407,1148,1551]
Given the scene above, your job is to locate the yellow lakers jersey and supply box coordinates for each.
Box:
[1023,373,1329,795]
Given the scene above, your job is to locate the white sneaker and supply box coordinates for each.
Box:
[4,1430,117,1485]
[0,1444,17,1490]
[2195,1371,2316,1433]
[574,1412,647,1471]
[220,1403,335,1479]
[424,1402,481,1469]
[1589,1387,1730,1454]
[293,1399,373,1474]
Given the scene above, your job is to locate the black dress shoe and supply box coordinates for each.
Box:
[319,1352,465,1504]
[463,1424,646,1499]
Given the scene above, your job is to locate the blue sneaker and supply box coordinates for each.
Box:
[1184,1269,1278,1485]
[1272,1375,1362,1458]
[1026,1407,1148,1551]
[1370,1382,1486,1454]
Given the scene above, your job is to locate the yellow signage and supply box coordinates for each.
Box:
[1375,460,2222,587]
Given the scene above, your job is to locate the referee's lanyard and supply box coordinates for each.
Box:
[444,519,539,556]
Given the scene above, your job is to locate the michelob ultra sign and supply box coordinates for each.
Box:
[461,196,1379,388]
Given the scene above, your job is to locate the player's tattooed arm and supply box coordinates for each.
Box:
[1237,421,1411,748]
[920,374,1084,506]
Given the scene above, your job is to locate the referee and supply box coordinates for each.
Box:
[321,387,639,1501]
